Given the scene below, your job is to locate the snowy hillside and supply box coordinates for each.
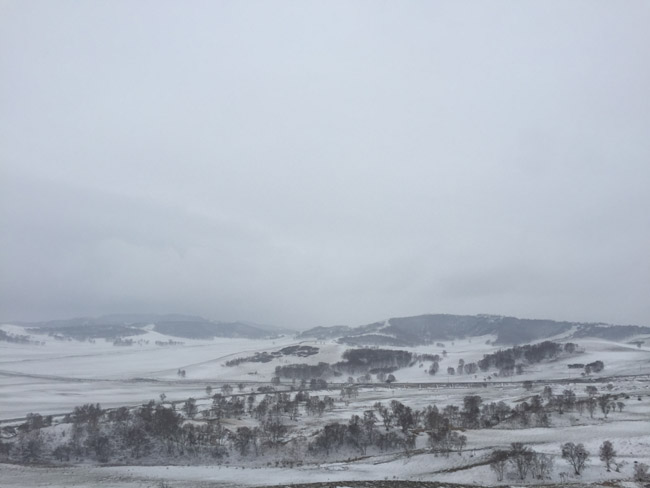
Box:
[299,314,650,347]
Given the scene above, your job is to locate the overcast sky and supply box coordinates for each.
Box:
[1,1,649,329]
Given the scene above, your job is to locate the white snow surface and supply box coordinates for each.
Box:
[2,322,650,487]
[2,322,650,419]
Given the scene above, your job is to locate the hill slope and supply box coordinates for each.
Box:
[18,314,292,340]
[299,313,650,346]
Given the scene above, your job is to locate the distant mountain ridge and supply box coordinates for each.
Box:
[19,314,293,340]
[298,313,650,346]
[9,313,649,345]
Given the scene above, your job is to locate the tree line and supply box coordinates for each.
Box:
[0,380,631,471]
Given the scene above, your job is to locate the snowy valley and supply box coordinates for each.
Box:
[1,314,650,488]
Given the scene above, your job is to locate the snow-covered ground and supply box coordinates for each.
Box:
[2,322,649,419]
[2,412,650,488]
[2,322,650,487]
[0,324,299,419]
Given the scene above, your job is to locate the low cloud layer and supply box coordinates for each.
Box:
[2,1,649,328]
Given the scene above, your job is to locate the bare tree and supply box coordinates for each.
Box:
[531,452,554,479]
[19,431,43,462]
[599,440,616,471]
[183,398,198,419]
[586,397,597,418]
[598,395,611,417]
[563,389,576,411]
[375,403,392,431]
[234,426,254,456]
[542,385,553,400]
[634,463,649,482]
[509,442,533,480]
[489,449,509,481]
[562,442,589,475]
[455,434,467,453]
[262,416,287,448]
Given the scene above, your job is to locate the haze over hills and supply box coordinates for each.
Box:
[6,312,649,346]
[10,313,294,340]
[299,313,650,346]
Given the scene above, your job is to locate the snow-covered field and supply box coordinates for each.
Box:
[0,325,300,419]
[2,322,650,487]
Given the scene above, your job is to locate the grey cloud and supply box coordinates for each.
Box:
[1,1,649,328]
